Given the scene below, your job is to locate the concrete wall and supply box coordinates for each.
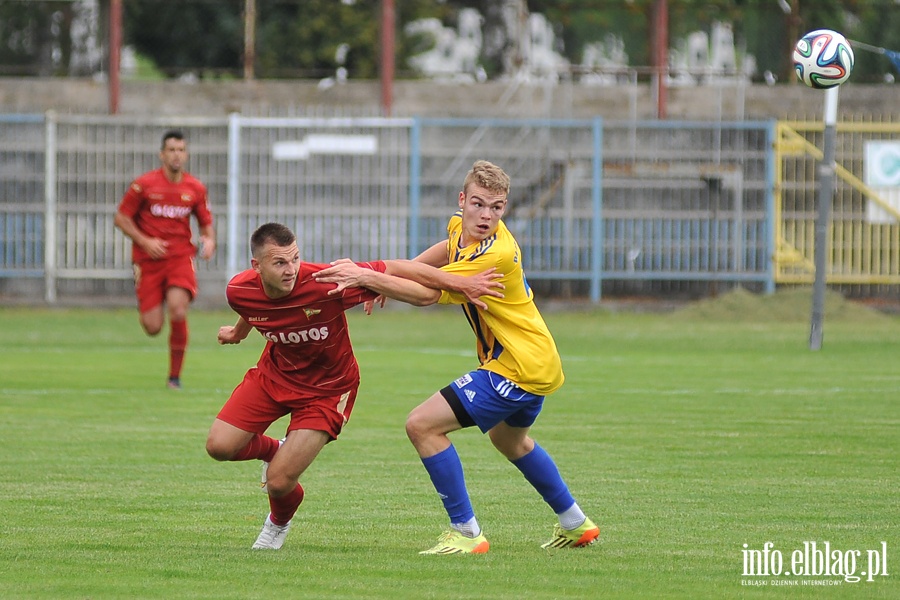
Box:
[1,77,898,121]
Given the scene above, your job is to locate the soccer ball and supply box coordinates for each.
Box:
[792,29,854,89]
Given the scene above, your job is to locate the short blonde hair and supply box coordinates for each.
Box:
[463,160,510,196]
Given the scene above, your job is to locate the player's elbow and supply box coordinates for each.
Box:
[409,290,440,307]
[409,298,436,307]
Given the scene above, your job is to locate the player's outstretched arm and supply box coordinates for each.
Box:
[383,259,504,310]
[354,242,447,315]
[314,260,440,307]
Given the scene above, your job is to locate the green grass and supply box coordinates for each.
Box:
[0,303,898,599]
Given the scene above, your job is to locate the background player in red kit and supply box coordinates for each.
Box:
[114,129,216,389]
[206,222,501,550]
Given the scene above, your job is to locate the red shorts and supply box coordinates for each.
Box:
[217,367,358,440]
[133,255,198,313]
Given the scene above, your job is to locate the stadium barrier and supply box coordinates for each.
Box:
[774,121,900,285]
[1,113,895,304]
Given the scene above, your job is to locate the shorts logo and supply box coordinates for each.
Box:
[494,377,517,398]
[464,389,477,403]
[454,374,473,388]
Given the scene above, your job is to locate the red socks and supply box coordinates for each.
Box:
[269,484,305,526]
[168,319,188,379]
[232,434,281,462]
[229,436,302,526]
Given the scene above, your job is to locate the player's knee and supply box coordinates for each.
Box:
[205,437,233,461]
[491,437,523,460]
[139,313,164,335]
[490,431,533,460]
[141,322,163,336]
[405,411,428,445]
[264,472,296,497]
[404,413,418,441]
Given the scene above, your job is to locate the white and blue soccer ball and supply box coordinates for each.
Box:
[792,29,854,89]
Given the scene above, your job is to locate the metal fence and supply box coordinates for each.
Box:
[0,113,827,305]
[775,120,900,286]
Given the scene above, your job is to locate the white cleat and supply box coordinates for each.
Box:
[251,514,291,550]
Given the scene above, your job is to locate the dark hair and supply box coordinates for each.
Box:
[251,223,296,258]
[161,129,185,149]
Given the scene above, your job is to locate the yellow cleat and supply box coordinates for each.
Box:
[419,530,490,555]
[541,518,600,549]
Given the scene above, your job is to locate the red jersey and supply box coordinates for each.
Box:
[226,261,386,394]
[118,168,213,263]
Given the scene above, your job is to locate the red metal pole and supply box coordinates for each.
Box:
[244,0,256,80]
[380,0,395,116]
[109,0,121,114]
[653,0,668,119]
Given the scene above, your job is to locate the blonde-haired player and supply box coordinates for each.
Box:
[315,160,598,554]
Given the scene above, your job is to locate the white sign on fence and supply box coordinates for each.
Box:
[272,134,378,160]
[864,141,900,224]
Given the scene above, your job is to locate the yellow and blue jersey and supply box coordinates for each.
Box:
[438,212,564,396]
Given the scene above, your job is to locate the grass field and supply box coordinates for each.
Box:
[0,295,898,599]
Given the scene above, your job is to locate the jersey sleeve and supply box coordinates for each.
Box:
[117,179,145,217]
[224,269,256,312]
[192,180,214,228]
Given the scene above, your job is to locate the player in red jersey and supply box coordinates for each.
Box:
[206,222,502,550]
[114,130,215,390]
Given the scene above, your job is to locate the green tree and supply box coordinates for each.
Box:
[851,1,900,81]
[124,0,244,77]
[253,0,452,79]
[122,0,449,79]
[254,0,379,78]
[528,0,850,82]
[3,0,890,83]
